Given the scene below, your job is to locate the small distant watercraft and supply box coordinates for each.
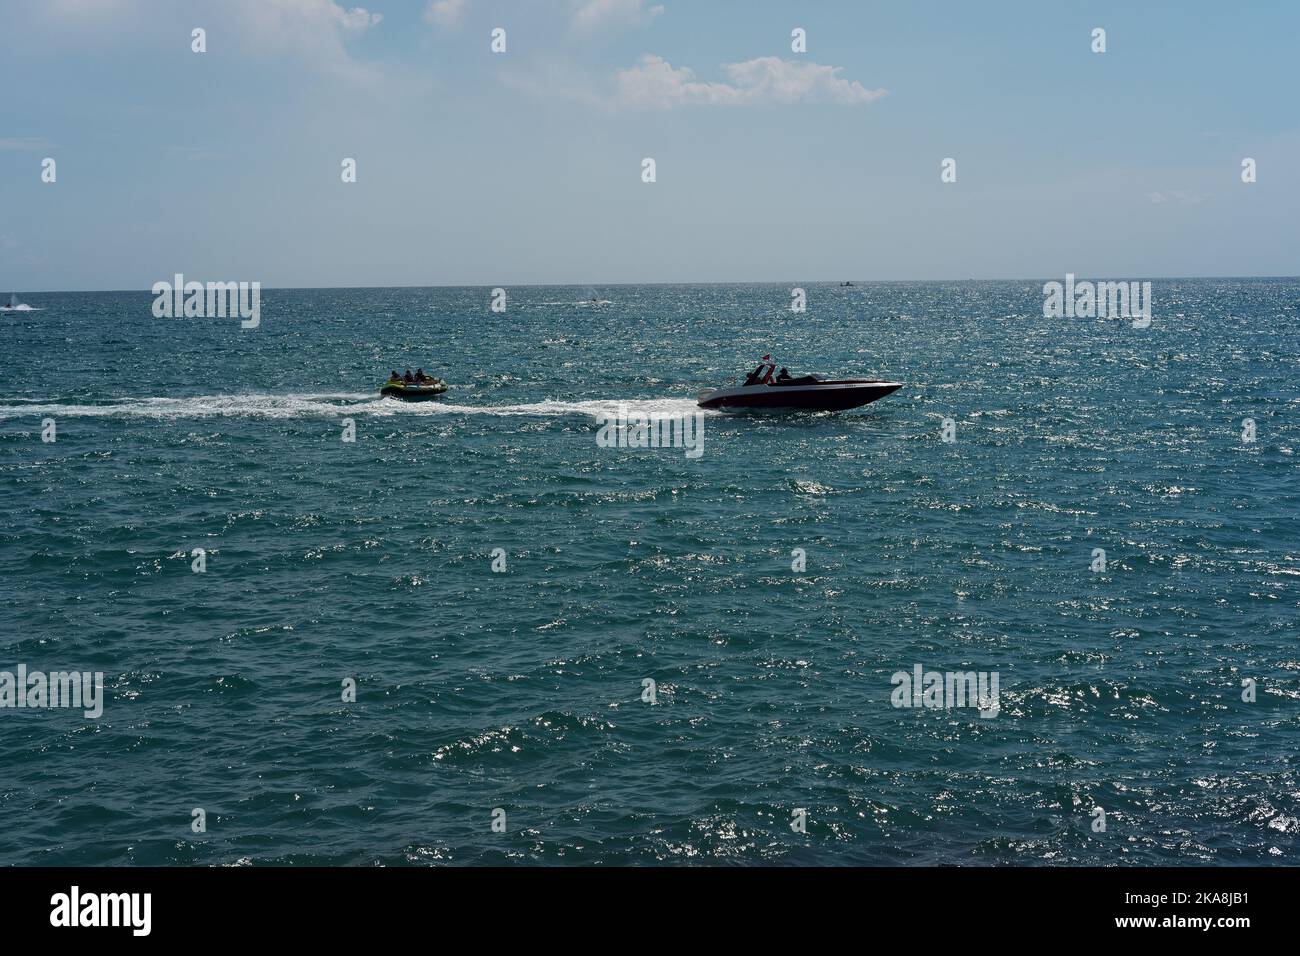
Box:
[698,358,901,412]
[0,293,33,312]
[380,379,448,401]
[841,281,854,287]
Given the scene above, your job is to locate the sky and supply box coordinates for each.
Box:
[1,0,1297,290]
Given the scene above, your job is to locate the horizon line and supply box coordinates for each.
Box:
[9,274,1300,296]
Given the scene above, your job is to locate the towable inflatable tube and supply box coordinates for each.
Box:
[379,381,448,400]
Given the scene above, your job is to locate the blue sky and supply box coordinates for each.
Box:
[2,0,1297,289]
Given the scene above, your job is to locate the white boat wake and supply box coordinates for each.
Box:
[0,393,712,421]
[1,294,39,311]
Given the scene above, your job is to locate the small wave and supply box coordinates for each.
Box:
[0,393,710,421]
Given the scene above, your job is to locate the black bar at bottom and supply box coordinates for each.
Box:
[0,866,1274,940]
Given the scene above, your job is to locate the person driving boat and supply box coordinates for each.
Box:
[743,355,776,386]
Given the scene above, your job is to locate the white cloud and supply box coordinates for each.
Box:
[40,0,379,40]
[224,0,383,76]
[232,0,383,40]
[28,0,379,67]
[338,6,382,32]
[610,55,886,110]
[425,0,470,29]
[570,0,664,33]
[722,57,885,105]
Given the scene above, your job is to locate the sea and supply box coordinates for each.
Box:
[0,279,1296,865]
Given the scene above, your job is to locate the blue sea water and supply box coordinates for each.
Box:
[0,280,1297,865]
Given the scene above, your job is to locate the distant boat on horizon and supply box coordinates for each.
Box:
[0,293,35,312]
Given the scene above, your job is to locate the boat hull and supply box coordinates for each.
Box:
[698,380,901,413]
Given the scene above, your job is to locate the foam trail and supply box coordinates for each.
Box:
[422,398,707,418]
[0,393,713,421]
